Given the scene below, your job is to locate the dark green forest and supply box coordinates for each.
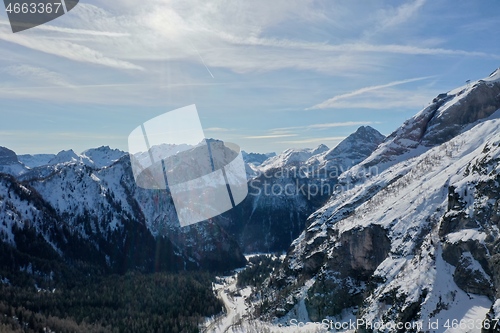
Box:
[0,271,222,333]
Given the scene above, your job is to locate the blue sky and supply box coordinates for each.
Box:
[1,0,499,154]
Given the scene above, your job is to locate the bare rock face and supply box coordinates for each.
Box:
[263,225,391,321]
[351,77,500,174]
[304,225,391,321]
[327,225,391,279]
[453,252,494,299]
[422,80,500,147]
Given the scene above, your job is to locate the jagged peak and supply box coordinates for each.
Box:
[325,126,384,157]
[82,146,126,169]
[354,125,379,134]
[49,149,78,161]
[311,144,329,155]
[351,125,384,140]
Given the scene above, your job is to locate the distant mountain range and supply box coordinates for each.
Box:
[216,126,385,252]
[0,123,384,288]
[0,144,246,288]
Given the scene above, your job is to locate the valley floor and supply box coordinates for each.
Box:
[201,253,493,333]
[201,268,334,333]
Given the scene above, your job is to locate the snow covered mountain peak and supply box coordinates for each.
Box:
[48,149,83,165]
[305,126,385,173]
[325,125,384,158]
[18,154,56,168]
[241,151,276,166]
[342,70,500,184]
[486,67,500,81]
[81,146,126,168]
[259,147,316,171]
[311,144,329,155]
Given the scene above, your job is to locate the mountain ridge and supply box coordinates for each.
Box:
[256,68,500,329]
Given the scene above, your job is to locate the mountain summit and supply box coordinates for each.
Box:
[306,125,385,173]
[350,68,500,175]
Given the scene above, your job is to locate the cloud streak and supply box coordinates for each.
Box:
[219,35,500,59]
[308,76,434,110]
[277,136,346,144]
[245,134,298,139]
[378,0,426,31]
[0,30,143,70]
[270,121,376,133]
[2,65,73,87]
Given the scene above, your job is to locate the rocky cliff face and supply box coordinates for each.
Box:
[257,68,500,330]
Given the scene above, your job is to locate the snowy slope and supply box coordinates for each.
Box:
[259,146,328,172]
[259,68,500,330]
[22,154,246,271]
[18,154,55,168]
[0,145,247,282]
[340,68,500,187]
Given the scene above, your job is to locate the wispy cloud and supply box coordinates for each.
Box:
[307,121,376,129]
[277,136,346,144]
[0,20,128,37]
[220,36,500,59]
[318,88,436,110]
[377,0,426,31]
[2,65,73,87]
[205,127,233,132]
[245,134,298,139]
[270,121,376,133]
[1,0,496,81]
[308,76,434,110]
[0,30,143,70]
